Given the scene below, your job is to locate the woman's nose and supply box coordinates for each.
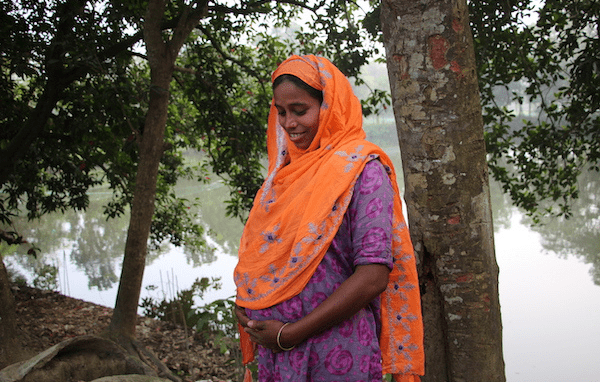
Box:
[282,115,297,129]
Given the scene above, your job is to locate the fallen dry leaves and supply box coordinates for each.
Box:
[13,286,240,382]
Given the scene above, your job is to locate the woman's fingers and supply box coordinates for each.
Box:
[235,304,250,327]
[244,320,285,351]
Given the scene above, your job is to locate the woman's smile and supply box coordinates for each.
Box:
[288,131,307,140]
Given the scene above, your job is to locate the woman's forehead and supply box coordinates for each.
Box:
[273,81,319,106]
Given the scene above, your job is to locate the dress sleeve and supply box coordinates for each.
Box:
[348,159,394,269]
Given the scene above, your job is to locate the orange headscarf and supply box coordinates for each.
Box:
[235,55,424,381]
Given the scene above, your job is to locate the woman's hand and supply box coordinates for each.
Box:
[235,264,390,353]
[235,304,293,352]
[234,304,251,328]
[245,319,288,352]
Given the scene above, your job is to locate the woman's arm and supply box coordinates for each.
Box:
[242,263,390,351]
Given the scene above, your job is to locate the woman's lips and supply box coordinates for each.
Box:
[288,132,305,141]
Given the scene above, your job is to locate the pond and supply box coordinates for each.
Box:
[4,147,599,382]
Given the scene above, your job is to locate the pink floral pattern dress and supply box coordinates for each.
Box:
[246,160,395,381]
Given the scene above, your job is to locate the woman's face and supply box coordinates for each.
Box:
[273,80,321,150]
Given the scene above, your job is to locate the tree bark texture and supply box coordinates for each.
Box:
[107,72,171,341]
[108,0,207,342]
[381,0,506,381]
[0,258,27,368]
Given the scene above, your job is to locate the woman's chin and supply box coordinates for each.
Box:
[289,136,310,150]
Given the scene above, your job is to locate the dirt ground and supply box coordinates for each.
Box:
[12,286,240,382]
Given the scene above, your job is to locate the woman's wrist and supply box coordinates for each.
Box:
[276,322,296,351]
[278,320,314,350]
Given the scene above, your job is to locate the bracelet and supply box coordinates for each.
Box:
[276,322,296,351]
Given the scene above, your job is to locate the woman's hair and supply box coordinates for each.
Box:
[273,74,324,104]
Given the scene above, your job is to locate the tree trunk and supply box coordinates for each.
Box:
[107,0,206,343]
[380,0,506,381]
[108,60,172,344]
[0,258,27,368]
[107,72,171,342]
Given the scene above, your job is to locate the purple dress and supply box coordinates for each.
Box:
[247,160,394,382]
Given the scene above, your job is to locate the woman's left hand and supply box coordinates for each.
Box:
[235,304,251,328]
[244,319,286,352]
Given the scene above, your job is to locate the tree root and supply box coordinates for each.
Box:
[0,335,182,382]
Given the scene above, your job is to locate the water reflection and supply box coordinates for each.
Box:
[5,153,599,291]
[68,208,124,290]
[8,190,128,290]
[6,180,238,291]
[489,171,514,231]
[524,168,600,285]
[177,179,244,258]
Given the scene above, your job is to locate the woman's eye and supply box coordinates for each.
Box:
[295,109,307,116]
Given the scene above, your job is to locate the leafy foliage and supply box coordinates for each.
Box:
[140,277,237,353]
[1,0,143,233]
[0,0,385,256]
[141,275,244,375]
[470,0,600,221]
[31,262,59,290]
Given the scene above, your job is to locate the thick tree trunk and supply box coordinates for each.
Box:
[0,258,27,368]
[381,0,505,381]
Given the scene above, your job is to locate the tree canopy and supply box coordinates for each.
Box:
[471,0,600,221]
[2,0,597,246]
[0,0,383,250]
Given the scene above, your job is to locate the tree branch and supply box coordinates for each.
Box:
[174,65,197,75]
[0,229,25,246]
[208,0,321,16]
[169,1,209,57]
[208,1,272,15]
[97,31,144,62]
[274,0,319,13]
[144,0,168,65]
[198,25,267,85]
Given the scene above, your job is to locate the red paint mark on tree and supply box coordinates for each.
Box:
[450,60,461,74]
[393,54,410,79]
[456,273,473,283]
[447,215,461,225]
[429,35,449,70]
[452,18,463,33]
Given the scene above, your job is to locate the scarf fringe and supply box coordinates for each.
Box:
[243,367,253,382]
